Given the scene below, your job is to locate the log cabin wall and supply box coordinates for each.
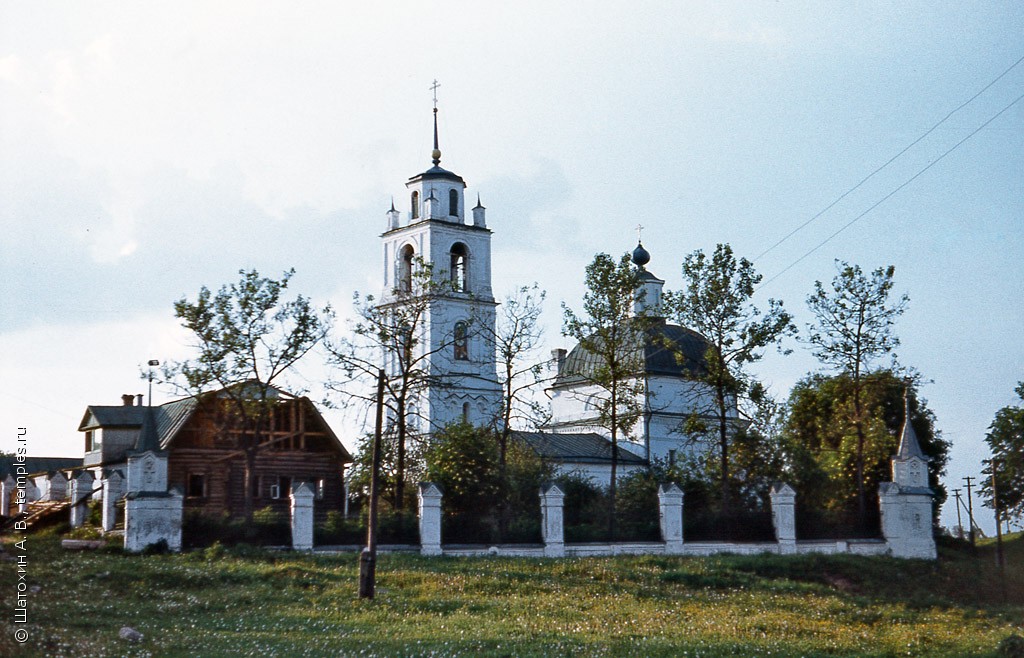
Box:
[166,396,348,523]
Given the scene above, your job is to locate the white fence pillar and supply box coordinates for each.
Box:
[770,482,797,554]
[880,483,937,559]
[19,480,39,513]
[418,483,443,556]
[540,483,565,557]
[44,471,68,502]
[658,483,685,554]
[290,481,315,551]
[102,470,125,533]
[1,475,14,517]
[69,470,95,528]
[124,489,183,553]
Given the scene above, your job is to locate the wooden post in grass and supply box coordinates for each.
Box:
[359,369,386,599]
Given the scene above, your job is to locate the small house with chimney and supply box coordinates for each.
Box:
[78,384,352,526]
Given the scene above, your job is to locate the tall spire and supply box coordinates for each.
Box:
[430,79,442,166]
[896,383,927,461]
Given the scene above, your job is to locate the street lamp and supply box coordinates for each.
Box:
[147,360,160,407]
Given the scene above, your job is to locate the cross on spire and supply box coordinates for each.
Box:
[430,79,441,110]
[430,79,442,165]
[636,224,645,243]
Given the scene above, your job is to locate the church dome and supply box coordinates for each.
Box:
[552,319,712,388]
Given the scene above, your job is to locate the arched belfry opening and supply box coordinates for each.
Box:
[411,191,420,219]
[449,189,459,218]
[450,242,468,292]
[399,244,415,292]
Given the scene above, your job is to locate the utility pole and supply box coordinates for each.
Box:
[989,460,1005,569]
[359,369,386,599]
[963,475,976,548]
[951,488,963,540]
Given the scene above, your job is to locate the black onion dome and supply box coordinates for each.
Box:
[632,241,651,268]
[553,320,711,388]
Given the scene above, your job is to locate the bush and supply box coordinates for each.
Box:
[795,504,882,540]
[183,508,291,548]
[424,422,548,544]
[315,511,365,545]
[999,634,1024,658]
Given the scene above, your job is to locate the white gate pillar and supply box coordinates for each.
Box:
[290,481,315,551]
[658,483,685,554]
[418,483,443,556]
[770,482,797,554]
[540,483,565,557]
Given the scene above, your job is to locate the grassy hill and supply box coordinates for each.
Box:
[1,531,1021,657]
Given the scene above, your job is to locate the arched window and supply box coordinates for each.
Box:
[462,402,470,423]
[449,189,459,217]
[453,321,469,361]
[411,191,420,219]
[399,244,415,292]
[449,242,468,292]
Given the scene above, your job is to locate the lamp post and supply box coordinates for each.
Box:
[147,360,160,407]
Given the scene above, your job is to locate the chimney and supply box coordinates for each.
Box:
[121,394,134,406]
[136,393,144,406]
[551,348,567,374]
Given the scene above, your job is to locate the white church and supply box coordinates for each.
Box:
[369,100,936,558]
[376,103,731,482]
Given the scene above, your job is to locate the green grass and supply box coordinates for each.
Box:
[0,531,1022,657]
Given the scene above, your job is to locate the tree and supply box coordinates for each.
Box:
[326,257,456,510]
[981,382,1024,524]
[163,268,331,521]
[729,383,789,508]
[805,261,908,527]
[562,252,651,538]
[783,370,949,528]
[661,243,795,511]
[476,283,550,536]
[424,421,551,543]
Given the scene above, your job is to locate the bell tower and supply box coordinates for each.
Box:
[378,86,501,434]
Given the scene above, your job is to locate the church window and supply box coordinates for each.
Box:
[449,242,468,291]
[399,245,415,292]
[187,473,206,498]
[462,402,470,422]
[411,191,420,219]
[449,189,459,217]
[454,321,469,361]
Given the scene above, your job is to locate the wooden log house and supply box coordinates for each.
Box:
[79,384,352,521]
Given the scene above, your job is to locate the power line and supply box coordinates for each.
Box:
[755,53,1024,262]
[757,89,1024,292]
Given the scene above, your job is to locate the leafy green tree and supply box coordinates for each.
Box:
[424,422,551,542]
[164,268,331,521]
[981,382,1024,524]
[783,370,949,528]
[476,283,550,535]
[730,383,789,508]
[805,261,908,527]
[562,252,651,538]
[661,243,795,511]
[326,257,454,510]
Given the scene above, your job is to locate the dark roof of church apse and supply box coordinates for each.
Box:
[512,431,646,465]
[551,319,712,389]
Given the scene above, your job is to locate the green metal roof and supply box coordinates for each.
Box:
[512,431,645,465]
